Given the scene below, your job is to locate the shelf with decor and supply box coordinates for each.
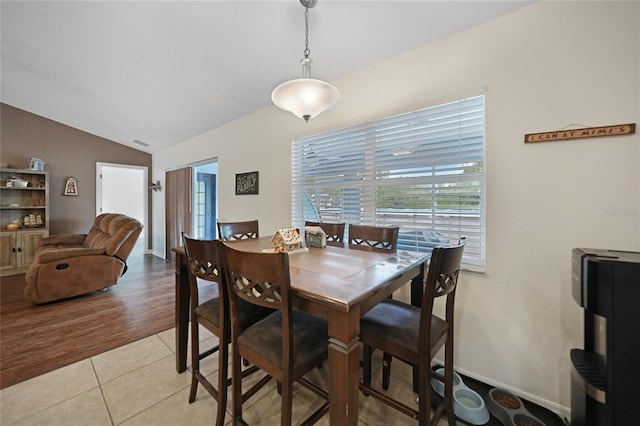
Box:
[0,168,49,276]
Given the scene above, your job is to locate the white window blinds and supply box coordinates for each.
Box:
[292,94,485,270]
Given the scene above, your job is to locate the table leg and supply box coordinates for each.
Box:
[174,251,190,373]
[410,260,426,307]
[328,310,360,425]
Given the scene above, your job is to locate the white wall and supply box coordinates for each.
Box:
[153,1,640,416]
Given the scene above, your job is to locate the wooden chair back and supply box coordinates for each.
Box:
[217,220,259,241]
[219,241,293,354]
[419,242,465,346]
[181,233,224,315]
[348,224,399,253]
[304,221,345,246]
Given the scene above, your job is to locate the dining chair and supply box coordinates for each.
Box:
[359,241,466,426]
[217,219,259,241]
[348,224,399,253]
[181,234,273,426]
[304,221,345,247]
[219,240,330,426]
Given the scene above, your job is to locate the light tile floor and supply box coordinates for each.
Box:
[0,326,453,425]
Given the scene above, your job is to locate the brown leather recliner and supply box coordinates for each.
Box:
[24,213,143,304]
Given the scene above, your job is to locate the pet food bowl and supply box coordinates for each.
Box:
[430,368,462,396]
[431,368,490,425]
[486,388,545,426]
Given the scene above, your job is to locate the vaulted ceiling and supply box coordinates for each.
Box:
[1,1,533,153]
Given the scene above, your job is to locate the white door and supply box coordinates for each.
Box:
[96,162,148,252]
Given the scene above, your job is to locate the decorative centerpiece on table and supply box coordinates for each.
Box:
[304,226,327,248]
[267,227,309,254]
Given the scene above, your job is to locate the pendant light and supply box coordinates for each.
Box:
[271,0,340,123]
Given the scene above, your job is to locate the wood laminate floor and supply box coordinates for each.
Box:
[0,248,195,389]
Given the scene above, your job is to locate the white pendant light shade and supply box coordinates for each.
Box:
[271,78,340,122]
[271,0,340,123]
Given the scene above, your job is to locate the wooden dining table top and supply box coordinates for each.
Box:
[223,236,429,313]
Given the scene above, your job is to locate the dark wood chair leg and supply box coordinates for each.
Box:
[382,352,392,390]
[281,382,293,426]
[362,344,372,396]
[188,320,199,403]
[444,341,456,426]
[418,368,430,426]
[216,334,229,426]
[232,351,244,424]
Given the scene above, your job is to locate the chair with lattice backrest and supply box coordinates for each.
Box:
[219,240,330,426]
[304,221,345,247]
[217,219,259,241]
[359,240,466,426]
[348,224,399,253]
[181,233,272,426]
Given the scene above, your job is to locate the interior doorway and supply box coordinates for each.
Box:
[96,162,148,252]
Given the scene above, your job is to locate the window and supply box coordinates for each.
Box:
[291,94,485,270]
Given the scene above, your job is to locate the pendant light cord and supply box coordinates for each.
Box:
[303,6,310,59]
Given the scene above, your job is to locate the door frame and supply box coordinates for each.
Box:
[96,162,148,252]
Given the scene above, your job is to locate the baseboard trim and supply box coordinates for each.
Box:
[150,250,165,259]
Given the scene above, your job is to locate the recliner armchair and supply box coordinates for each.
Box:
[24,213,143,304]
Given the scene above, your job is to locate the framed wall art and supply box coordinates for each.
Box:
[235,171,259,195]
[64,177,78,196]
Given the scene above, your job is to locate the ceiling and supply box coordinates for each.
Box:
[1,1,533,154]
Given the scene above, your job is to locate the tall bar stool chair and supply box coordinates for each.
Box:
[304,221,345,247]
[219,241,330,426]
[359,241,466,426]
[348,224,399,253]
[181,234,272,426]
[217,219,259,241]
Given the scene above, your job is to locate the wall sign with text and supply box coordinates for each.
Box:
[235,171,259,195]
[525,123,635,143]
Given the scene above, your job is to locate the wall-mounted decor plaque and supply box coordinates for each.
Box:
[64,177,78,196]
[525,123,635,143]
[235,171,259,195]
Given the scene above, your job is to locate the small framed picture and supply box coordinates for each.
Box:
[64,177,78,196]
[235,171,259,195]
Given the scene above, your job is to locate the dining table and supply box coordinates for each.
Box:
[172,237,429,425]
